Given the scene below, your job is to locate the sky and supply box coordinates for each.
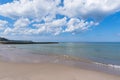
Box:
[0,0,120,42]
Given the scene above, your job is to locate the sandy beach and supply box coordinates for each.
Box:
[0,44,120,80]
[0,61,120,80]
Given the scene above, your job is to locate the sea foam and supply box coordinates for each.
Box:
[93,62,120,70]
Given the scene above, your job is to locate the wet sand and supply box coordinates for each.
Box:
[0,61,120,80]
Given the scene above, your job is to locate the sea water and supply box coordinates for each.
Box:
[12,42,120,65]
[0,42,120,75]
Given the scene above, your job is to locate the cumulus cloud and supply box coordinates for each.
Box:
[0,20,8,30]
[0,0,120,35]
[61,0,120,20]
[3,17,67,35]
[14,18,30,28]
[0,0,60,20]
[64,18,98,33]
[3,18,30,35]
[33,17,67,35]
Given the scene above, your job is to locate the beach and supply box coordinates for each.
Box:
[0,61,120,80]
[0,43,120,80]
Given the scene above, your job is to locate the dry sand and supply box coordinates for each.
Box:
[0,61,120,80]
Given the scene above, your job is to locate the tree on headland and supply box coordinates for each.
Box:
[0,37,9,41]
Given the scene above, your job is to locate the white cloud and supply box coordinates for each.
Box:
[14,18,30,28]
[0,20,8,30]
[60,0,120,20]
[1,0,119,20]
[0,0,120,35]
[64,18,98,33]
[3,27,12,34]
[3,18,30,35]
[33,17,67,35]
[3,17,67,35]
[0,0,60,20]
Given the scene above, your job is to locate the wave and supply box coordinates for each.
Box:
[93,62,120,70]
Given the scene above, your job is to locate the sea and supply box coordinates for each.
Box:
[0,42,120,75]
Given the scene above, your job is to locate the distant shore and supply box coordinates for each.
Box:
[0,37,59,44]
[0,41,59,44]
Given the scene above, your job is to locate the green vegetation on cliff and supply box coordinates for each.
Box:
[0,37,58,44]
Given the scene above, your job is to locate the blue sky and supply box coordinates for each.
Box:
[0,0,120,42]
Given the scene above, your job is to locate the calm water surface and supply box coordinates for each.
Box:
[1,42,120,75]
[12,42,120,65]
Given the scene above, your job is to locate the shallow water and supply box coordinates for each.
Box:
[9,42,120,65]
[0,42,120,75]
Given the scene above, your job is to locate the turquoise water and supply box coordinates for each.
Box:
[12,42,120,66]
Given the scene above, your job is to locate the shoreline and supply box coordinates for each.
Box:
[0,44,120,79]
[0,52,120,76]
[0,44,120,76]
[0,60,120,80]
